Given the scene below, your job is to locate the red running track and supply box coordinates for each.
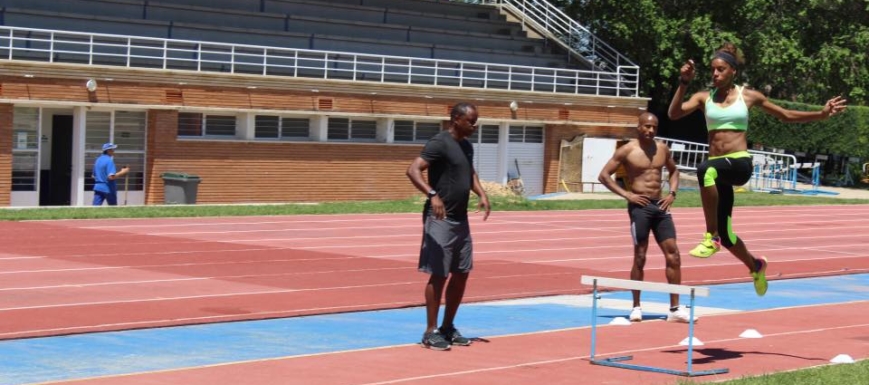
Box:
[0,205,868,339]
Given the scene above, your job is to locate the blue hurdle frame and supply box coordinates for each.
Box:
[588,278,729,377]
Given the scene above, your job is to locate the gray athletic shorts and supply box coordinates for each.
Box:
[419,216,473,277]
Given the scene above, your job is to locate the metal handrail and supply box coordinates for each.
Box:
[0,25,638,97]
[466,0,639,96]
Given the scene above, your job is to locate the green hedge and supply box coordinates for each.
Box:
[748,101,869,158]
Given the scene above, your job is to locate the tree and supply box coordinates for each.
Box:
[749,103,869,158]
[559,0,868,109]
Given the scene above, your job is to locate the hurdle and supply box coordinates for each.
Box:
[581,275,729,377]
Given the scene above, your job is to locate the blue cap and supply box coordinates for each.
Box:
[102,143,118,151]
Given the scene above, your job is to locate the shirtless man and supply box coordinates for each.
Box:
[598,112,692,323]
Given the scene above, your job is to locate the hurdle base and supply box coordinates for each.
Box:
[591,356,729,377]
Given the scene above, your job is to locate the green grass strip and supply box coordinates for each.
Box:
[1,191,867,221]
[677,359,868,384]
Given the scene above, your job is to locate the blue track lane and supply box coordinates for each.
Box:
[0,274,866,385]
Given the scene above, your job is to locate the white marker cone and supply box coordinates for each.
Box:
[739,329,763,338]
[609,317,631,326]
[679,337,704,346]
[830,354,855,364]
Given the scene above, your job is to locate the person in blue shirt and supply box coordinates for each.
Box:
[92,143,129,206]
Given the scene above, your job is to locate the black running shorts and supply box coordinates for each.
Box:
[628,199,676,245]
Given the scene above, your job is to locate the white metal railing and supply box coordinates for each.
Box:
[0,26,636,96]
[658,136,800,192]
[466,0,639,97]
[659,137,709,174]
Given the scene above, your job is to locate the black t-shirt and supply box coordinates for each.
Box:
[421,130,474,221]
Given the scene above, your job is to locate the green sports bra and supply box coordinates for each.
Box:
[705,86,749,131]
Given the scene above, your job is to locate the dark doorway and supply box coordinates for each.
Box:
[39,115,74,206]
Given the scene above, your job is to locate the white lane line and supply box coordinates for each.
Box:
[353,321,869,385]
[0,271,578,312]
[136,217,869,236]
[67,207,869,231]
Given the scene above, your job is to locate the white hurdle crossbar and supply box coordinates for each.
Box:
[580,275,728,377]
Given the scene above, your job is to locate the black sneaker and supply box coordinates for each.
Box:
[421,330,451,351]
[439,325,471,346]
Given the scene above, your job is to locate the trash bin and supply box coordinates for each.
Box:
[161,172,201,204]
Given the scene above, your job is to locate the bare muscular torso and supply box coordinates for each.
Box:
[622,139,670,199]
[707,130,746,157]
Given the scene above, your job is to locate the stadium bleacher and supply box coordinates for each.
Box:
[0,0,629,95]
[0,0,573,66]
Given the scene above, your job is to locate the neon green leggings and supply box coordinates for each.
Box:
[696,154,752,247]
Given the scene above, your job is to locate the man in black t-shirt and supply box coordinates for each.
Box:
[406,102,491,351]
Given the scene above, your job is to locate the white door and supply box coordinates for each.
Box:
[470,125,499,183]
[581,137,617,192]
[507,126,545,196]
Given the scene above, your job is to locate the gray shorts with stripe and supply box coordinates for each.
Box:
[418,216,473,277]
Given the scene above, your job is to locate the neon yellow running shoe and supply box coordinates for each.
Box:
[751,256,769,296]
[689,233,720,258]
